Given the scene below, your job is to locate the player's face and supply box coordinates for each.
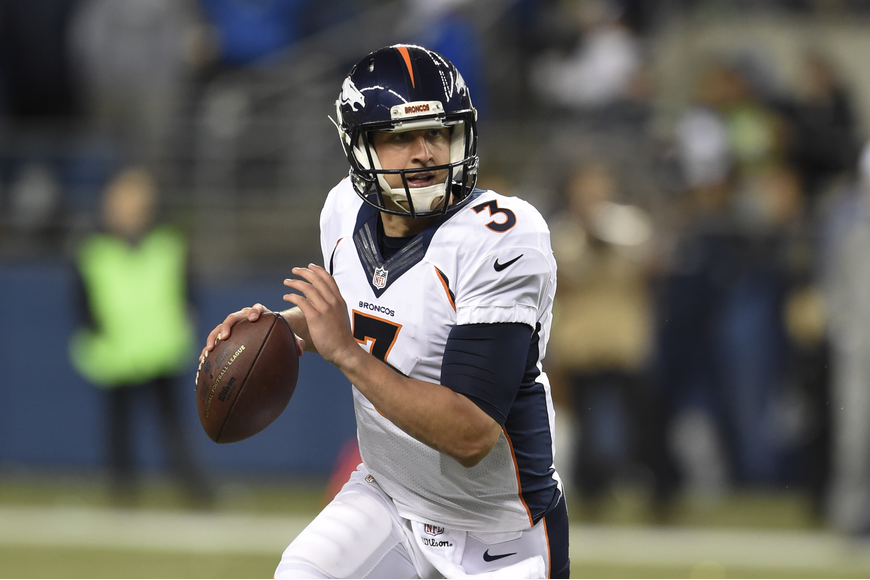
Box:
[370,128,451,190]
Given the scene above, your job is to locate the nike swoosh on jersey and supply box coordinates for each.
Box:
[482,549,517,562]
[493,254,523,272]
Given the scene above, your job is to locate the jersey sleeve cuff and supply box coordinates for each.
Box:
[461,393,508,425]
[456,304,538,327]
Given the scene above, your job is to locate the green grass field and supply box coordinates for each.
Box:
[2,470,870,578]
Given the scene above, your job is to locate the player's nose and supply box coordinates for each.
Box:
[409,134,434,164]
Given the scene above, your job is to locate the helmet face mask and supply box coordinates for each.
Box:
[334,45,479,218]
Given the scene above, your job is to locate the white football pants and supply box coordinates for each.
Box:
[274,466,549,578]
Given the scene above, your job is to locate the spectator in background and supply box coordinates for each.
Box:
[1,163,65,260]
[0,0,82,238]
[547,159,666,514]
[674,84,732,195]
[823,141,870,536]
[659,57,804,490]
[69,167,211,507]
[778,50,860,204]
[782,262,830,518]
[704,60,786,182]
[68,0,204,162]
[531,0,644,114]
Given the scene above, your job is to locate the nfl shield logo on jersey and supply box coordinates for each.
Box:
[373,266,388,289]
[424,524,445,536]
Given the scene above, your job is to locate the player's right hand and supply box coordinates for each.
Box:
[200,303,272,362]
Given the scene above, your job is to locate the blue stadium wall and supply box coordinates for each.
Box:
[0,261,357,478]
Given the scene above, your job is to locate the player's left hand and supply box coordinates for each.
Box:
[283,264,356,366]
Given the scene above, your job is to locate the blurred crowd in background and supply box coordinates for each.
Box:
[3,0,870,535]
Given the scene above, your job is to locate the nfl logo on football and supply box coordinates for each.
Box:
[373,267,388,289]
[424,524,445,536]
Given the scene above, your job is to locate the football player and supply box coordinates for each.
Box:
[202,44,568,578]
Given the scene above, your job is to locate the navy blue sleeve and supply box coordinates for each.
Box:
[440,323,533,425]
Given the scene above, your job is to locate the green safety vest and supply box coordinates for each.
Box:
[69,226,195,387]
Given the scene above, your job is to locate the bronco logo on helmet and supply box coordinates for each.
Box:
[339,77,365,112]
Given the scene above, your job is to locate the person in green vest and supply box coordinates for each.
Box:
[70,166,212,507]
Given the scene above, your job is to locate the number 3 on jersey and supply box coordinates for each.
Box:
[472,199,517,232]
[352,310,402,362]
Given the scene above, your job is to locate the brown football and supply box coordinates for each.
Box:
[196,312,299,443]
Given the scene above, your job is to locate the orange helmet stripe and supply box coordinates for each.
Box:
[396,45,415,88]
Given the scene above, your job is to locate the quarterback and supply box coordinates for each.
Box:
[202,45,568,578]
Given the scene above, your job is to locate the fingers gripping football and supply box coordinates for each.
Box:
[201,303,271,362]
[283,264,355,366]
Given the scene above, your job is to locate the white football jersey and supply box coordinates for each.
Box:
[319,178,561,533]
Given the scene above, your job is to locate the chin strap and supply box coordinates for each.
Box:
[371,151,450,214]
[381,181,447,213]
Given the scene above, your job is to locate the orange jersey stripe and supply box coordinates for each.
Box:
[434,267,456,311]
[542,513,552,578]
[396,45,415,88]
[502,427,534,526]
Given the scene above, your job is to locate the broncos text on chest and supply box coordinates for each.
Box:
[358,300,395,318]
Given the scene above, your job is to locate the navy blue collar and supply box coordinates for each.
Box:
[352,190,483,297]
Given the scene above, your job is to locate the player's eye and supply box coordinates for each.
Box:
[384,132,413,144]
[427,129,449,142]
